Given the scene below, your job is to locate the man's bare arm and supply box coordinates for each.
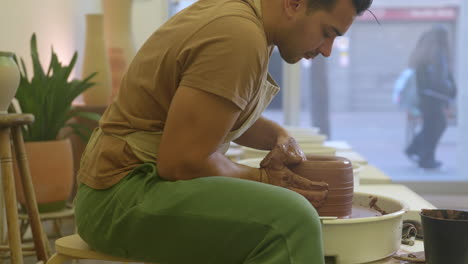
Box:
[157,86,261,181]
[233,116,290,150]
[156,85,328,205]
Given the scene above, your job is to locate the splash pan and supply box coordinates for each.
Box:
[320,192,408,264]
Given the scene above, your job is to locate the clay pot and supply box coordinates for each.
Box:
[289,155,354,218]
[14,139,74,212]
[0,51,20,113]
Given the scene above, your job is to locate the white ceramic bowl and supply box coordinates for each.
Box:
[321,192,408,264]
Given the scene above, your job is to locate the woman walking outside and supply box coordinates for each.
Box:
[405,25,457,169]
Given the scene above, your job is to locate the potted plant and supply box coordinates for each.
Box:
[12,33,100,212]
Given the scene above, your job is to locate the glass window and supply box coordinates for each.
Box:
[328,7,460,181]
[165,1,465,182]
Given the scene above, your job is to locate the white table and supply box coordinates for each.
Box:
[359,165,393,185]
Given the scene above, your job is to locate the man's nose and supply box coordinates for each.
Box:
[318,38,334,57]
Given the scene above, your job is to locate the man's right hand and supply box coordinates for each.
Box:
[259,167,329,208]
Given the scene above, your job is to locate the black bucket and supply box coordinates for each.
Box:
[420,209,468,264]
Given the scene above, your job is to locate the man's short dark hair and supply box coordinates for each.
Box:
[307,0,373,16]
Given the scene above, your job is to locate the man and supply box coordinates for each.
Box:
[75,0,373,263]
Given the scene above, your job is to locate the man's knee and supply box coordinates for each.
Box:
[268,187,321,229]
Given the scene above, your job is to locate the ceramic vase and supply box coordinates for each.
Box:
[0,52,20,114]
[102,0,136,99]
[82,14,112,106]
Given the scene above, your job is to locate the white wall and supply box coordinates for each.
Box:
[0,0,76,75]
[133,0,169,50]
[0,0,168,79]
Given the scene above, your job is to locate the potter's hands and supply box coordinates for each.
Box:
[259,137,329,208]
[261,136,306,168]
[258,167,328,208]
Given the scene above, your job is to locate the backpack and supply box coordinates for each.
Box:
[393,68,420,116]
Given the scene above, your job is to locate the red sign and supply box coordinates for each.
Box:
[357,7,458,22]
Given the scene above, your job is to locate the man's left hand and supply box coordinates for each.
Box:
[260,135,306,169]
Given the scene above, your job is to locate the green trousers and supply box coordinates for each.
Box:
[75,163,325,264]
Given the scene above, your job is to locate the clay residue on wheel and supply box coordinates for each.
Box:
[368,196,388,215]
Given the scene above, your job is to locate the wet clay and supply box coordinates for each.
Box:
[289,155,353,217]
[368,196,388,215]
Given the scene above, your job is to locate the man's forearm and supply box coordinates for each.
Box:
[234,116,289,150]
[160,151,262,182]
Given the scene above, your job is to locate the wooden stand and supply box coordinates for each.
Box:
[19,205,74,239]
[0,114,50,263]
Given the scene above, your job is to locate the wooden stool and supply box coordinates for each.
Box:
[47,234,141,264]
[19,204,75,239]
[0,113,50,263]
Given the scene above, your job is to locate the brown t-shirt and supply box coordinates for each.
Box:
[78,0,273,189]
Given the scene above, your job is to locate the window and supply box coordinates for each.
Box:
[164,0,467,184]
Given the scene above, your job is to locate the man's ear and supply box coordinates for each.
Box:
[283,0,306,19]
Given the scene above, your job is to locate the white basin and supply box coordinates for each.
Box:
[321,192,407,264]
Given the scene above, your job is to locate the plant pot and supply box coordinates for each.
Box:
[420,209,468,264]
[0,51,20,113]
[14,139,74,212]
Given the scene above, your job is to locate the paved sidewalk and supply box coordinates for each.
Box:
[330,111,460,181]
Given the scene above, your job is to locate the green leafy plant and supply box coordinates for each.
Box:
[13,33,101,142]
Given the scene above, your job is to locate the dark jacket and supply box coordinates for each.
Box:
[416,55,457,106]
